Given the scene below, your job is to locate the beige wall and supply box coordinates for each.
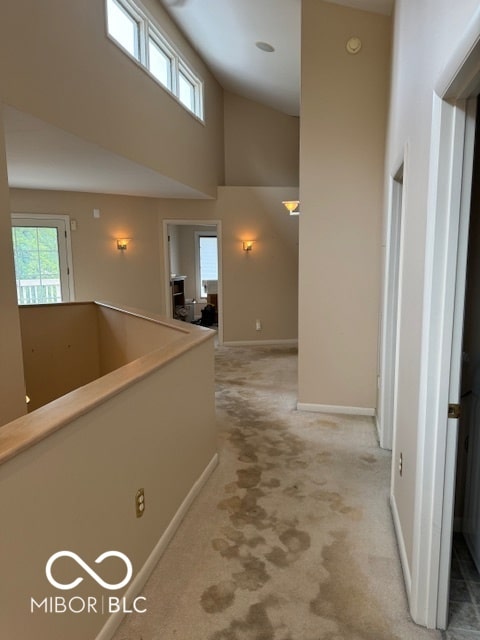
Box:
[218,187,298,342]
[0,337,216,640]
[298,1,391,409]
[10,187,298,343]
[97,304,185,374]
[0,116,26,425]
[0,0,224,423]
[10,189,163,314]
[19,303,101,412]
[386,0,480,579]
[18,302,188,411]
[0,0,224,196]
[161,186,299,343]
[224,91,299,186]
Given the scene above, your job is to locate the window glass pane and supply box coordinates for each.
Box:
[199,236,218,298]
[148,38,171,88]
[12,227,62,304]
[107,0,140,59]
[179,71,195,112]
[37,227,58,251]
[39,251,60,279]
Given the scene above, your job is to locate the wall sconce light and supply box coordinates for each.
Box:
[116,238,130,251]
[243,240,254,252]
[282,200,300,215]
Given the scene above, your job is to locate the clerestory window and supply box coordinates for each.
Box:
[106,0,204,121]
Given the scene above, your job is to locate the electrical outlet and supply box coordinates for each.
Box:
[256,319,262,331]
[135,488,145,518]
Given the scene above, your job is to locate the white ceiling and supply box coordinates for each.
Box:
[159,0,394,116]
[3,106,207,198]
[3,0,393,197]
[161,0,302,116]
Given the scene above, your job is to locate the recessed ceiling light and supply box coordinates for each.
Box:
[255,41,275,53]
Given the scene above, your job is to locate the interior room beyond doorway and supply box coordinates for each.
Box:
[164,220,222,341]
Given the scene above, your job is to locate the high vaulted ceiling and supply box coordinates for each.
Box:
[4,0,394,196]
[159,0,394,116]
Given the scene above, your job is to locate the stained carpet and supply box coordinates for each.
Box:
[113,345,441,640]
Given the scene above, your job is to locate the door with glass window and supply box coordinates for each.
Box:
[11,215,73,305]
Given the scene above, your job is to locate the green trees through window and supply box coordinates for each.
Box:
[12,227,60,280]
[12,227,62,304]
[11,216,72,305]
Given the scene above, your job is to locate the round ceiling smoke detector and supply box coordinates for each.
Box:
[346,37,362,54]
[255,41,275,53]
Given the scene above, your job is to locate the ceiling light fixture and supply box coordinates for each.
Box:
[255,41,275,53]
[282,200,300,216]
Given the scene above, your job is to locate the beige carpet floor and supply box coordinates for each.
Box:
[112,345,441,640]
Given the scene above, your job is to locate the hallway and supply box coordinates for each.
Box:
[113,345,440,640]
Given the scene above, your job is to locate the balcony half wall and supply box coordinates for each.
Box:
[0,302,217,640]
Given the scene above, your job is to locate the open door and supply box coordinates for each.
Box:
[436,97,477,629]
[461,100,480,573]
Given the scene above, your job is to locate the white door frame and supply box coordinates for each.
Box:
[11,213,75,303]
[408,12,480,627]
[162,219,223,345]
[378,161,406,450]
[436,98,476,629]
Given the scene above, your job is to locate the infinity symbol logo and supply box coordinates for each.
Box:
[46,551,133,591]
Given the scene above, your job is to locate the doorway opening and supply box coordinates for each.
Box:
[163,219,223,344]
[447,98,480,635]
[11,213,74,305]
[375,14,480,631]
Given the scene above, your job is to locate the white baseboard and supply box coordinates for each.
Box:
[222,339,298,347]
[296,402,375,417]
[390,493,412,598]
[96,452,219,640]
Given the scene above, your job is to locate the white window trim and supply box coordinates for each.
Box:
[105,0,204,122]
[147,29,175,92]
[106,0,144,60]
[11,213,75,304]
